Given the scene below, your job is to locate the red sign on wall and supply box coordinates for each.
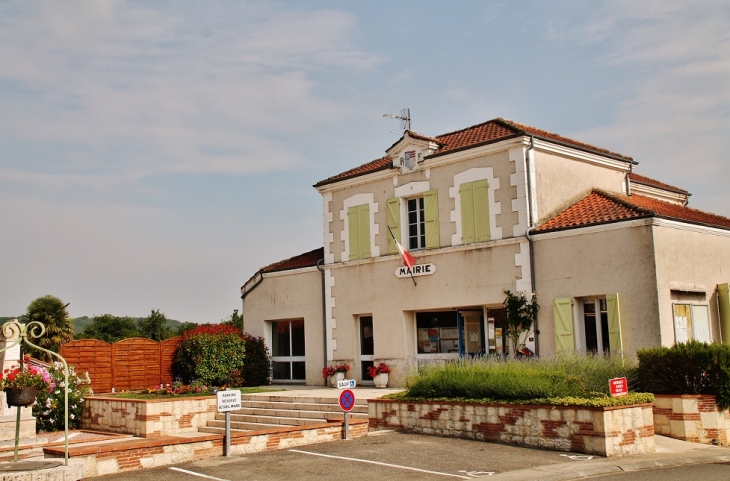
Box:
[609,377,628,397]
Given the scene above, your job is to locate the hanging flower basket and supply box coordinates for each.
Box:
[5,386,37,407]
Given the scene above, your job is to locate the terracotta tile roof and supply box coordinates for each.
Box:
[629,173,689,195]
[314,156,392,188]
[534,190,730,233]
[315,118,633,187]
[260,247,324,274]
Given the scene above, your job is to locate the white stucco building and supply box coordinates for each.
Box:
[241,118,730,386]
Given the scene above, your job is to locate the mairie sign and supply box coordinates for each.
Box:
[395,263,436,278]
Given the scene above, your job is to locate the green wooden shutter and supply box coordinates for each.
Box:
[719,283,730,345]
[460,182,475,244]
[386,197,400,255]
[358,204,371,259]
[606,293,623,354]
[473,179,490,242]
[553,298,574,353]
[423,190,440,249]
[348,206,360,261]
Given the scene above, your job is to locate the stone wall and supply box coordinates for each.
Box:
[45,419,370,478]
[369,399,655,457]
[82,395,218,437]
[653,394,730,445]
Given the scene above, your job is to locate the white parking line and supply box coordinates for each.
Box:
[169,466,231,481]
[289,449,471,479]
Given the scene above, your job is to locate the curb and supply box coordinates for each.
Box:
[477,454,730,480]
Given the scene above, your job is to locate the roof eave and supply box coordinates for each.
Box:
[530,214,654,235]
[313,160,394,188]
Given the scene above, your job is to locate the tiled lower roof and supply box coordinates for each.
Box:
[315,118,633,187]
[260,247,324,274]
[629,173,689,195]
[533,190,730,233]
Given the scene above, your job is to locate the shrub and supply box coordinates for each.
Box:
[174,325,271,387]
[33,362,93,433]
[637,341,730,408]
[241,334,271,387]
[405,354,637,401]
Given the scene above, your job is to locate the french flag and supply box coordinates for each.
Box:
[394,238,417,271]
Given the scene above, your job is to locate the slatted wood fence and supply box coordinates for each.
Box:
[60,336,182,393]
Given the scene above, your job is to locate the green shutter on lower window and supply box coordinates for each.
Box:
[460,182,475,244]
[348,206,360,261]
[423,190,440,249]
[719,283,730,345]
[358,204,371,259]
[606,293,623,354]
[553,298,574,353]
[473,179,490,242]
[386,197,400,255]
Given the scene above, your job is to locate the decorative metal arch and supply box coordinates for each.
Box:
[0,319,69,465]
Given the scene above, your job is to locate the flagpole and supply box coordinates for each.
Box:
[387,226,417,286]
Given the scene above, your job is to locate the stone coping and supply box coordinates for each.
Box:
[84,394,216,404]
[44,419,369,457]
[369,398,654,411]
[654,394,718,399]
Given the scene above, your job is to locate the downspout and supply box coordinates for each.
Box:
[626,161,633,197]
[317,259,328,387]
[525,136,539,356]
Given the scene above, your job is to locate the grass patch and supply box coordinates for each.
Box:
[403,354,641,402]
[110,387,284,400]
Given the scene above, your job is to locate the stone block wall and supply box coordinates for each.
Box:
[653,394,730,445]
[45,419,369,477]
[82,395,218,437]
[369,400,655,457]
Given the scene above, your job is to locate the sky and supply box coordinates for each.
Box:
[1,1,728,324]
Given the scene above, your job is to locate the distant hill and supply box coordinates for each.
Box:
[72,316,184,336]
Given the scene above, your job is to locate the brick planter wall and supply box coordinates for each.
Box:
[369,399,655,457]
[82,395,218,437]
[45,419,369,478]
[653,394,730,445]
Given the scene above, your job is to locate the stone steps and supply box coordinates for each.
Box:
[199,393,367,435]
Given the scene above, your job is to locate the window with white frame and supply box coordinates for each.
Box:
[271,319,305,381]
[407,197,426,250]
[672,290,711,343]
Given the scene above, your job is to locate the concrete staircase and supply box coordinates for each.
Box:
[199,393,369,435]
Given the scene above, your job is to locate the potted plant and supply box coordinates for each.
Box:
[0,359,49,407]
[367,362,390,388]
[322,363,350,387]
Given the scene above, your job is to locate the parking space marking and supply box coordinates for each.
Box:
[169,467,231,481]
[289,449,471,479]
[559,454,594,461]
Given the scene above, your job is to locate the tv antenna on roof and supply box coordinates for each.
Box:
[383,108,411,131]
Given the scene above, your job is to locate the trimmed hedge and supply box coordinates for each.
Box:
[637,341,730,408]
[381,391,654,408]
[173,324,271,387]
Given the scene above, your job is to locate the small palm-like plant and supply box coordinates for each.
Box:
[24,295,74,362]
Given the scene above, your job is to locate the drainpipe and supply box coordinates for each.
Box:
[317,259,328,387]
[525,136,539,356]
[626,162,633,197]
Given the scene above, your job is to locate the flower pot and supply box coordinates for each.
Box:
[329,372,345,388]
[373,372,389,388]
[5,386,37,407]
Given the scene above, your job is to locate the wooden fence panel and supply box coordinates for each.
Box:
[160,336,182,386]
[60,340,113,394]
[112,338,161,391]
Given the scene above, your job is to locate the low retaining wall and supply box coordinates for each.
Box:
[45,419,369,478]
[81,395,218,437]
[369,399,655,457]
[653,394,730,445]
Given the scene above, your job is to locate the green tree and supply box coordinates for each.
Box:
[175,321,198,336]
[503,290,540,356]
[80,314,141,343]
[139,308,173,341]
[221,309,242,328]
[24,295,74,361]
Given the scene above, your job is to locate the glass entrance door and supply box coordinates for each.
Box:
[359,316,374,382]
[459,310,485,357]
[271,319,305,382]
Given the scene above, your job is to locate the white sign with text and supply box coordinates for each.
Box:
[395,263,436,278]
[216,390,242,412]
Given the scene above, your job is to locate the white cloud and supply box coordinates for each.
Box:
[0,2,380,184]
[560,0,730,215]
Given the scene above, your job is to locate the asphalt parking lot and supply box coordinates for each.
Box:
[98,431,590,480]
